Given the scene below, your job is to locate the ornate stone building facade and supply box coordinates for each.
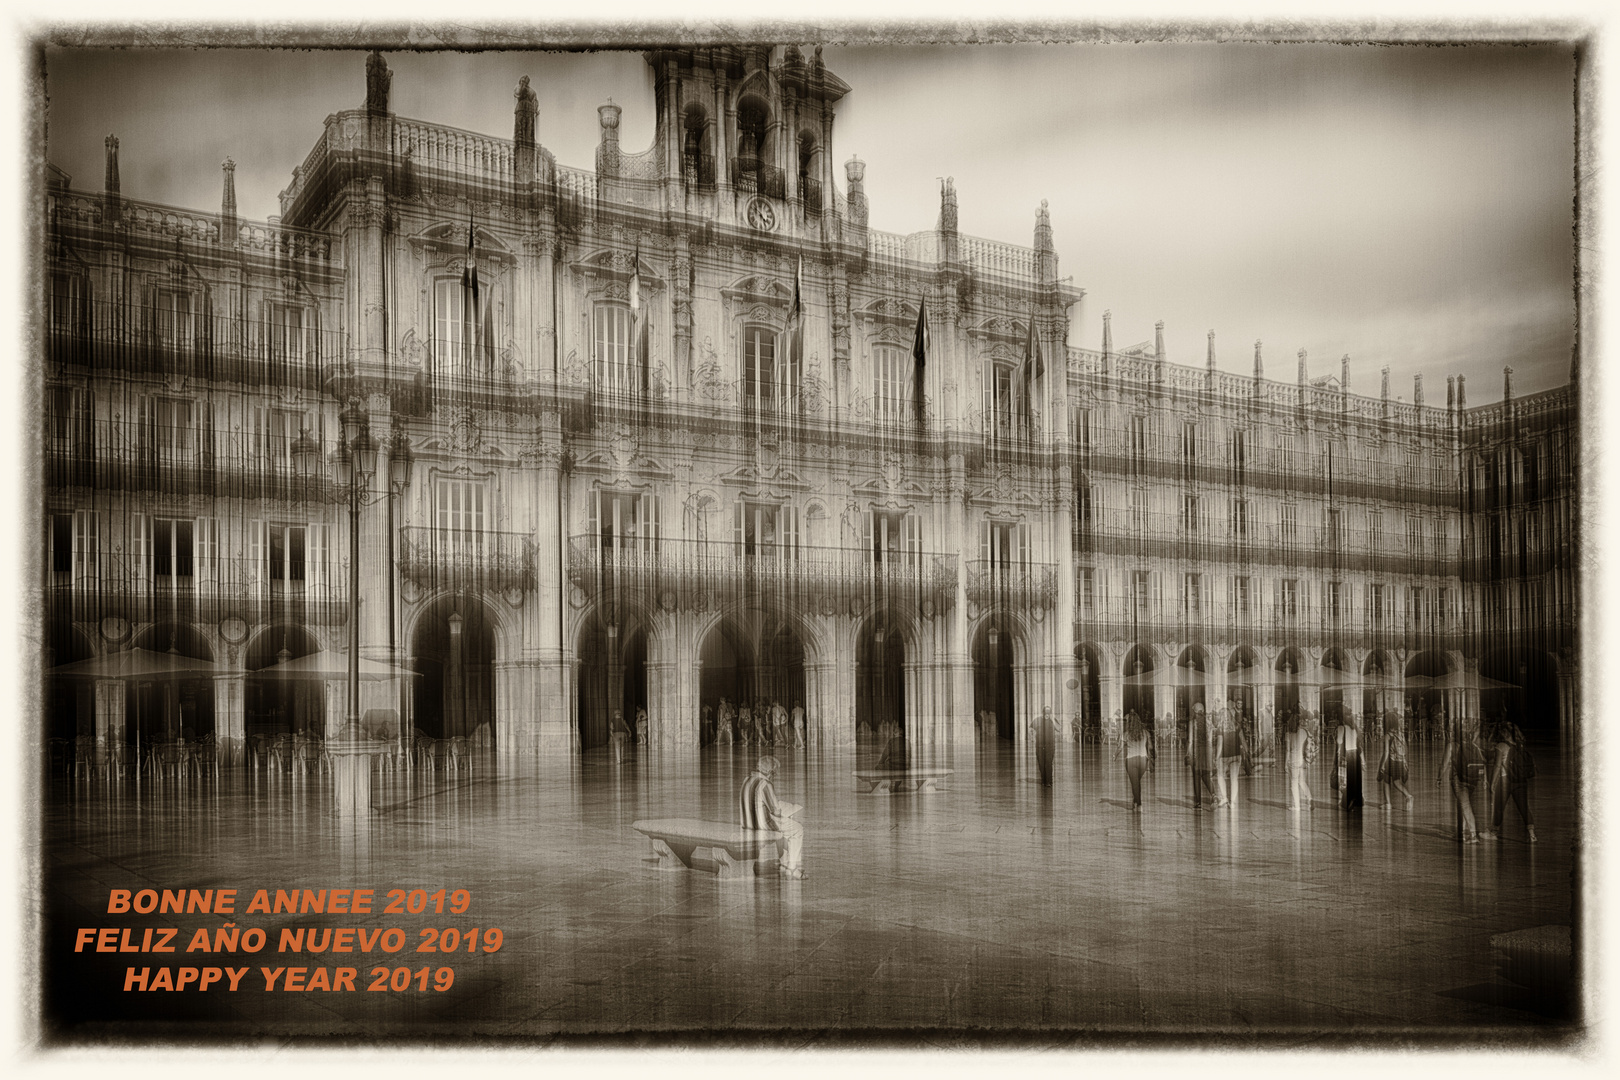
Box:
[41,47,1578,764]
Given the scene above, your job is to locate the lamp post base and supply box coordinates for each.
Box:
[329,725,379,816]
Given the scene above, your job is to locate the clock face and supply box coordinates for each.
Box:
[220,616,249,644]
[100,616,130,644]
[747,197,776,231]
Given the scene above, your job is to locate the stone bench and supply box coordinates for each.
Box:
[631,818,782,879]
[1490,925,1572,999]
[854,768,953,794]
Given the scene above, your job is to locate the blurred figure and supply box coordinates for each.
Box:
[1334,709,1364,812]
[1377,710,1414,810]
[1215,708,1245,807]
[1117,711,1151,811]
[1490,722,1537,842]
[771,700,789,744]
[609,709,631,764]
[1186,703,1216,810]
[1439,722,1484,843]
[1035,704,1057,787]
[737,702,753,746]
[634,706,648,746]
[1284,711,1315,812]
[791,703,806,749]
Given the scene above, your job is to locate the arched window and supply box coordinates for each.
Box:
[594,301,635,394]
[682,105,712,188]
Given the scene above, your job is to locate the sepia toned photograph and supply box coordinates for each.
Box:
[26,22,1586,1047]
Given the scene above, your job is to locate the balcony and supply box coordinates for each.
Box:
[46,299,347,388]
[567,537,958,612]
[43,555,349,625]
[964,560,1057,612]
[397,528,536,593]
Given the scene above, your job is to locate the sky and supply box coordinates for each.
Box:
[40,40,1577,402]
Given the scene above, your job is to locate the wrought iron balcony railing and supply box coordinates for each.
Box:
[964,560,1058,612]
[397,528,536,593]
[567,536,958,612]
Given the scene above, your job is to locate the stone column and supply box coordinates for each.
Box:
[95,678,126,751]
[533,442,571,757]
[214,675,246,766]
[647,660,684,750]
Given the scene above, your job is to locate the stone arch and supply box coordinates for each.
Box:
[129,622,215,744]
[242,624,326,740]
[405,591,511,746]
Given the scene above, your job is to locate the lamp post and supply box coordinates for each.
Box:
[291,405,413,813]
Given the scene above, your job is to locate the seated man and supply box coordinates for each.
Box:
[876,734,911,770]
[740,755,805,879]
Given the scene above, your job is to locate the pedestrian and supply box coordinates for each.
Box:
[771,699,789,744]
[737,702,753,745]
[1117,711,1151,811]
[1185,703,1216,810]
[1283,711,1314,812]
[1490,722,1537,842]
[1439,722,1484,843]
[1035,704,1057,786]
[1334,708,1364,812]
[701,703,714,745]
[791,703,806,748]
[609,708,631,764]
[1215,708,1245,807]
[753,699,770,746]
[1376,710,1414,810]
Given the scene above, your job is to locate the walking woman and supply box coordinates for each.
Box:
[1334,709,1365,812]
[1377,710,1414,810]
[1117,711,1152,811]
[1439,722,1484,843]
[1283,712,1314,812]
[1490,722,1538,842]
[1215,708,1245,808]
[1185,705,1216,810]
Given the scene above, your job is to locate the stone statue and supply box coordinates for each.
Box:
[366,51,392,114]
[514,75,538,145]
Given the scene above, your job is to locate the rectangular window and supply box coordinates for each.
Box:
[736,500,799,559]
[1230,497,1248,539]
[1079,567,1095,615]
[592,490,659,553]
[743,326,786,418]
[250,406,307,466]
[436,279,498,379]
[1405,445,1421,471]
[51,273,89,332]
[1276,430,1295,460]
[1230,575,1251,618]
[981,521,1029,575]
[1369,583,1387,627]
[1180,493,1199,533]
[1181,572,1202,616]
[1368,509,1384,553]
[436,480,487,543]
[50,514,72,574]
[1181,422,1198,462]
[1280,503,1297,544]
[154,288,194,353]
[1133,570,1151,615]
[1230,428,1247,471]
[1410,585,1425,624]
[149,517,195,581]
[144,397,195,458]
[986,363,1017,438]
[1073,408,1091,448]
[1130,488,1148,533]
[1329,581,1342,620]
[1431,517,1446,558]
[592,301,635,394]
[1130,416,1148,462]
[1406,515,1423,553]
[866,509,921,567]
[1074,484,1093,534]
[268,303,305,372]
[1281,578,1298,619]
[874,345,909,423]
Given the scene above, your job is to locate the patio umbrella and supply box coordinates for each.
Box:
[1426,669,1518,692]
[1311,666,1376,690]
[1122,666,1209,687]
[250,651,421,680]
[49,647,218,680]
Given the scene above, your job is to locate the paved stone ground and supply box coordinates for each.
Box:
[39,734,1580,1045]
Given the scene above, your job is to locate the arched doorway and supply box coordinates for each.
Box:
[1360,649,1395,725]
[129,624,216,745]
[856,617,906,740]
[1121,644,1156,732]
[575,610,651,751]
[244,625,324,738]
[1480,647,1557,734]
[1273,646,1306,720]
[1225,645,1260,729]
[410,599,496,746]
[1319,645,1352,723]
[1405,649,1451,737]
[696,609,806,745]
[1172,646,1208,737]
[971,618,1017,742]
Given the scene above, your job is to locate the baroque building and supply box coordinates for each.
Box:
[41,47,1579,766]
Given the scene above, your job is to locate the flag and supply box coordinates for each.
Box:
[1020,312,1042,428]
[785,257,803,410]
[911,296,928,424]
[461,216,479,376]
[630,246,648,391]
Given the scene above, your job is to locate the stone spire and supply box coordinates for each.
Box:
[103,134,121,221]
[1446,375,1456,411]
[1034,199,1056,285]
[1457,374,1467,409]
[220,158,237,225]
[1206,330,1216,374]
[1101,310,1113,359]
[1297,348,1307,385]
[1414,373,1424,408]
[365,51,392,114]
[514,75,538,148]
[939,177,957,234]
[1340,354,1350,392]
[1253,340,1263,380]
[1504,366,1515,402]
[1380,366,1390,400]
[597,100,622,176]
